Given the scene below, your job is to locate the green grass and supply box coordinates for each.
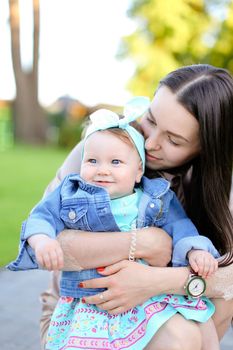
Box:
[0,144,68,267]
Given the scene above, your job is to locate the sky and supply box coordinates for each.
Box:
[0,0,136,107]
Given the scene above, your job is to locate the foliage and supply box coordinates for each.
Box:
[0,145,67,267]
[0,106,13,151]
[120,0,233,97]
[206,1,233,70]
[58,119,86,149]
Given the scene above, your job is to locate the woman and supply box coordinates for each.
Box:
[40,64,233,349]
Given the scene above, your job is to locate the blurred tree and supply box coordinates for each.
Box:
[120,0,232,97]
[9,0,47,144]
[206,1,233,70]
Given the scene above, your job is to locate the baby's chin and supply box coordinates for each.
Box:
[110,190,135,200]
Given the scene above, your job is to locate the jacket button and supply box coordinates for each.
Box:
[68,210,76,220]
[150,203,155,208]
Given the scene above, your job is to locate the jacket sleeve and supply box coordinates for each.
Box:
[161,192,219,267]
[7,180,66,271]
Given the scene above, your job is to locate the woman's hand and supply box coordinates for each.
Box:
[81,260,162,315]
[136,227,172,266]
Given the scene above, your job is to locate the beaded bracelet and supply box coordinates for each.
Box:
[128,229,137,261]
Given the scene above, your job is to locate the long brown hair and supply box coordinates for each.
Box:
[159,64,233,265]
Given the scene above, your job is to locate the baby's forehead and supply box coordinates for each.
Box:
[86,129,135,148]
[84,130,140,157]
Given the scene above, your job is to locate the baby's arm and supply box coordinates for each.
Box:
[159,191,219,267]
[187,249,218,278]
[7,178,67,272]
[28,234,64,271]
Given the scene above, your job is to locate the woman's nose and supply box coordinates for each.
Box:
[145,131,161,151]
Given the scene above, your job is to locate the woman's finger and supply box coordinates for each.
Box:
[81,276,110,289]
[99,260,129,276]
[107,306,127,315]
[85,291,111,305]
[97,299,121,312]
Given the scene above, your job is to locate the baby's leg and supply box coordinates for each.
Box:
[199,318,220,350]
[144,314,202,350]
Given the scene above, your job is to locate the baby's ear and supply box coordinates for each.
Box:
[136,161,144,183]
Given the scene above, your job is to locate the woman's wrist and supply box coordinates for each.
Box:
[204,264,233,299]
[146,264,233,300]
[145,266,190,297]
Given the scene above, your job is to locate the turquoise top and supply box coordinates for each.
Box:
[110,188,143,231]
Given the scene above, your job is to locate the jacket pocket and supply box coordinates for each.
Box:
[60,203,91,231]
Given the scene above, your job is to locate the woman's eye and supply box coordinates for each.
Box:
[168,136,179,146]
[88,159,97,164]
[112,159,121,165]
[146,115,157,126]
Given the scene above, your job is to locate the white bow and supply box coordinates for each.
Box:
[88,96,150,131]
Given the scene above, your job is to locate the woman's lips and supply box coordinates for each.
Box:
[146,153,162,161]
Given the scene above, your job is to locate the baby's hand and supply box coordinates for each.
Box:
[34,235,64,271]
[188,249,218,278]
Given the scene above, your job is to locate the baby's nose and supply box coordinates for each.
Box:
[97,165,111,175]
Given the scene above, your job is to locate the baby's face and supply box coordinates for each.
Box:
[80,131,143,199]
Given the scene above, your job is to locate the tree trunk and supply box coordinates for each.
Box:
[9,0,47,144]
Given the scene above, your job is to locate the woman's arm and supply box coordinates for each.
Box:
[57,226,172,271]
[80,260,233,315]
[205,261,233,299]
[80,261,190,314]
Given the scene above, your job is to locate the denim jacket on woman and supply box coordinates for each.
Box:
[7,174,219,298]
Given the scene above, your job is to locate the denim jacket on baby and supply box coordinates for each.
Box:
[7,174,219,298]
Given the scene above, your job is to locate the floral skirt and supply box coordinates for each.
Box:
[46,294,214,350]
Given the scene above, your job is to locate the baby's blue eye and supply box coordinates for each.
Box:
[88,159,97,163]
[112,159,121,165]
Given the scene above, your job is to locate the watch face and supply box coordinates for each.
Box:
[188,276,206,297]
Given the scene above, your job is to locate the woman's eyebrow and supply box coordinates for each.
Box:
[148,108,189,143]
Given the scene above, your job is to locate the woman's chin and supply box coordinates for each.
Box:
[146,160,166,170]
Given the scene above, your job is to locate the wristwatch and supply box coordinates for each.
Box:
[184,270,206,298]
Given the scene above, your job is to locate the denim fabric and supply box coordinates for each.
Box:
[7,174,219,298]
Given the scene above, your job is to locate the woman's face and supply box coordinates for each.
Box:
[140,86,201,171]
